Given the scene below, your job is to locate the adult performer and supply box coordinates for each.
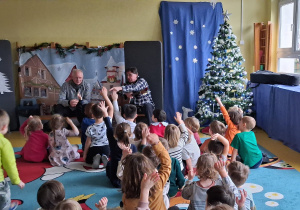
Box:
[110,67,154,125]
[54,69,90,123]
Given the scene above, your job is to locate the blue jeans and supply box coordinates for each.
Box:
[0,180,11,210]
[250,157,263,169]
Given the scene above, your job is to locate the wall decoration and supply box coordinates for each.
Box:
[0,71,12,94]
[18,43,124,114]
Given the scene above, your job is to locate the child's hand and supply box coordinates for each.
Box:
[18,181,25,189]
[111,90,118,101]
[214,159,227,178]
[142,127,150,140]
[95,197,108,210]
[65,117,73,125]
[28,115,33,120]
[141,172,160,191]
[236,189,247,208]
[121,147,132,160]
[187,169,195,181]
[100,87,108,97]
[98,101,108,117]
[211,133,220,140]
[174,112,183,124]
[215,96,223,106]
[146,133,159,146]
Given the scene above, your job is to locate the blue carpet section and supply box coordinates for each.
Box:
[10,142,300,209]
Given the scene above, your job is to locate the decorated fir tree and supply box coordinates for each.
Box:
[195,12,253,125]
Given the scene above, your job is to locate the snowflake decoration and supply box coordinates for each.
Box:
[173,19,179,24]
[190,30,195,35]
[193,58,198,63]
[210,0,217,9]
[175,57,179,61]
[170,31,173,35]
[190,20,194,24]
[208,40,212,44]
[202,25,206,28]
[178,45,182,49]
[194,45,198,49]
[223,10,232,21]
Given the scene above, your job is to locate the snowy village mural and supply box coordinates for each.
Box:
[18,48,125,113]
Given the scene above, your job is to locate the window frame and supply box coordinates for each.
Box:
[277,0,300,73]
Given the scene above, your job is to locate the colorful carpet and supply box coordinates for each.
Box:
[8,142,300,210]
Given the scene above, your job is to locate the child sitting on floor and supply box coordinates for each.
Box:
[54,199,82,210]
[184,116,201,146]
[182,154,238,210]
[200,120,226,154]
[0,109,25,210]
[37,180,65,210]
[83,96,113,169]
[48,114,80,166]
[99,102,137,188]
[111,90,137,135]
[182,117,201,175]
[122,133,171,210]
[149,109,168,137]
[81,102,95,152]
[216,97,243,155]
[133,122,149,152]
[231,116,262,169]
[208,132,230,161]
[20,115,49,162]
[160,138,185,198]
[228,161,255,210]
[164,112,189,173]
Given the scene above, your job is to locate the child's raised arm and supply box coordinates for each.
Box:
[138,172,160,209]
[66,117,79,136]
[98,101,108,118]
[174,112,189,145]
[100,87,113,118]
[95,197,108,210]
[215,96,224,107]
[211,133,229,158]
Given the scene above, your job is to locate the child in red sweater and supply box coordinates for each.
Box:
[149,109,168,137]
[20,115,49,162]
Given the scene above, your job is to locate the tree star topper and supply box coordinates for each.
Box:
[223,10,232,21]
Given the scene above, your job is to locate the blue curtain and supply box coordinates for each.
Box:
[159,2,223,123]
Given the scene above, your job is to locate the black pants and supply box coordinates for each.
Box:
[85,145,110,164]
[136,103,154,126]
[106,160,121,188]
[53,103,85,123]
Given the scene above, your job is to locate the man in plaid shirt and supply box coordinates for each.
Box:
[110,67,155,125]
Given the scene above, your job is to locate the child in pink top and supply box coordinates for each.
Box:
[20,116,49,162]
[149,109,168,137]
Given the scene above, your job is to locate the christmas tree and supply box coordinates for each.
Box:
[0,72,12,94]
[195,11,253,125]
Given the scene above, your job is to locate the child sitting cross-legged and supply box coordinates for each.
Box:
[48,114,80,166]
[200,120,226,155]
[122,133,171,210]
[20,115,49,162]
[99,102,137,188]
[231,116,262,169]
[165,112,189,173]
[182,117,201,176]
[111,90,137,136]
[182,154,238,210]
[149,109,168,137]
[216,97,243,156]
[228,161,255,210]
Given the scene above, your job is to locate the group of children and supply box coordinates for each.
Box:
[0,89,262,209]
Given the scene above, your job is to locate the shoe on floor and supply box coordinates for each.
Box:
[102,155,109,167]
[92,154,101,169]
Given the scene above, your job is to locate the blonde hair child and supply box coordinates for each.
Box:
[0,109,25,210]
[122,133,171,210]
[48,114,80,166]
[19,115,49,162]
[182,154,239,210]
[184,116,201,146]
[164,112,189,171]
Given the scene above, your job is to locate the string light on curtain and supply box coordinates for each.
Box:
[210,0,217,9]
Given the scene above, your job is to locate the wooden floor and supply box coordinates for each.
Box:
[6,127,300,172]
